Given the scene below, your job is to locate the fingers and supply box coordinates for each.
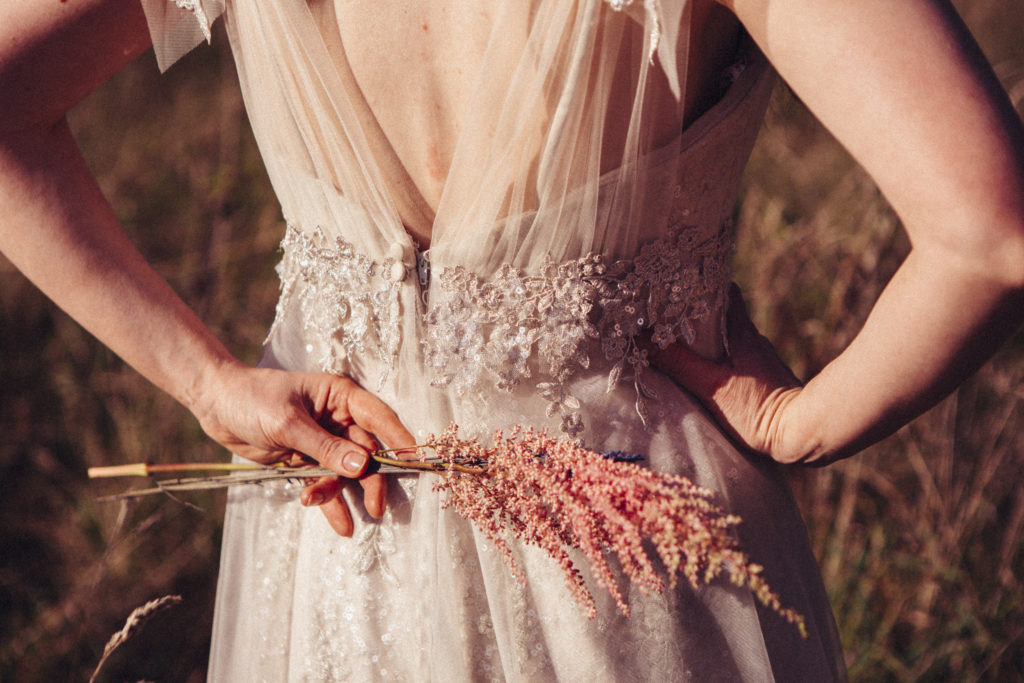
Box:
[299,424,387,533]
[345,425,387,519]
[725,284,772,361]
[344,423,380,452]
[723,285,802,387]
[301,476,342,507]
[340,380,417,452]
[300,472,385,533]
[285,409,371,477]
[302,476,356,539]
[725,283,757,338]
[645,286,758,396]
[647,333,729,400]
[319,496,355,537]
[292,373,415,468]
[285,373,405,529]
[648,283,795,407]
[359,474,387,519]
[646,285,806,459]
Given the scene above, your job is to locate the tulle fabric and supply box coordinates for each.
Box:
[143,1,846,679]
[140,0,225,72]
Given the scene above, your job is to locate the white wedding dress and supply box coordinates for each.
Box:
[142,1,845,679]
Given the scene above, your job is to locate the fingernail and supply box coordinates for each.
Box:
[302,490,325,507]
[343,450,366,475]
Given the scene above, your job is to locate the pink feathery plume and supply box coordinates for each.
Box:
[89,423,805,634]
[427,424,806,635]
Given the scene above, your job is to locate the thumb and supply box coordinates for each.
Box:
[286,413,369,478]
[723,283,773,362]
[721,284,802,387]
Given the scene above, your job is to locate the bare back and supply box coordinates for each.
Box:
[333,0,741,245]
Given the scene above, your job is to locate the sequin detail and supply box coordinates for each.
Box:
[269,226,405,389]
[424,225,732,435]
[271,221,730,437]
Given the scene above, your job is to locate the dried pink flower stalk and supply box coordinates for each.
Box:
[89,425,805,634]
[427,424,806,635]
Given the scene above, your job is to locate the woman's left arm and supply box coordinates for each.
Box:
[658,0,1024,464]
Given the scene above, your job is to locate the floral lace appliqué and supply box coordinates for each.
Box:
[353,510,399,584]
[270,226,405,388]
[271,223,731,437]
[424,224,732,435]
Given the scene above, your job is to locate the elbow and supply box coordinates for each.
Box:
[974,217,1024,292]
[981,183,1024,290]
[929,198,1024,294]
[978,164,1024,291]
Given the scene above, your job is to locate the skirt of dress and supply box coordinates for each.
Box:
[207,335,846,682]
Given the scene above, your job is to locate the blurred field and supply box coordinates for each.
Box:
[2,2,1023,680]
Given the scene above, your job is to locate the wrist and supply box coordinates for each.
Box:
[769,386,832,465]
[179,347,246,425]
[775,377,882,466]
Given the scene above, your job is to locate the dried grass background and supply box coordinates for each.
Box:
[1,2,1022,680]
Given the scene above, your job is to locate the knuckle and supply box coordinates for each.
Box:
[260,402,314,452]
[261,412,295,446]
[333,374,360,396]
[316,438,344,467]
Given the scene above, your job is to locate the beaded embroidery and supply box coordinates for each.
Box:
[271,222,731,436]
[352,508,399,584]
[269,227,405,389]
[423,225,732,434]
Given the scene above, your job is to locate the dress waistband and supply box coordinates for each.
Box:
[270,220,733,436]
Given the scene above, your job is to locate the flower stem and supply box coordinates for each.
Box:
[370,452,486,475]
[87,444,486,494]
[88,462,274,478]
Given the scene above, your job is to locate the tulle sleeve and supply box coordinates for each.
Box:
[139,0,226,71]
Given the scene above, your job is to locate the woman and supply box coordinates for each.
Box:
[2,0,1022,679]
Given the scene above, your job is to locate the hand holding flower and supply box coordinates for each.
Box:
[193,362,415,535]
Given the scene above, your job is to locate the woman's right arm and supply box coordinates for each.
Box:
[0,1,413,536]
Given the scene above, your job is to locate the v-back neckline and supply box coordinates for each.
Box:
[319,0,440,247]
[315,0,745,253]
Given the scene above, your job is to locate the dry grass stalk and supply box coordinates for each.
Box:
[89,595,182,683]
